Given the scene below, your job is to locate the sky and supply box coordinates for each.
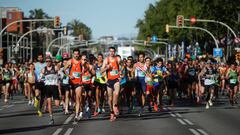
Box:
[0,0,157,38]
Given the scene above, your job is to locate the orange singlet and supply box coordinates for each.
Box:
[82,65,91,84]
[69,58,82,85]
[107,57,120,80]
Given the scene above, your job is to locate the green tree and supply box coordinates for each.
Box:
[67,19,92,40]
[136,0,240,53]
[29,8,53,28]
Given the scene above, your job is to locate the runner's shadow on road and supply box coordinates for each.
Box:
[78,111,173,123]
[0,112,37,119]
[0,124,62,135]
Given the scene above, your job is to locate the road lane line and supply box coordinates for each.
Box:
[13,101,27,104]
[183,119,194,125]
[52,128,63,135]
[6,105,14,108]
[176,118,187,125]
[64,128,73,135]
[168,112,176,117]
[175,113,182,117]
[197,129,209,135]
[189,128,201,135]
[72,121,78,125]
[64,114,74,124]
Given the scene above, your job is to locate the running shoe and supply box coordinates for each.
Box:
[38,110,43,117]
[86,107,91,118]
[28,100,32,105]
[4,99,8,103]
[109,113,116,122]
[49,119,54,125]
[208,100,213,106]
[113,106,119,116]
[205,103,209,109]
[154,104,158,112]
[34,97,39,108]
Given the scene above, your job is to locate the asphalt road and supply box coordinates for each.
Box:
[0,94,239,135]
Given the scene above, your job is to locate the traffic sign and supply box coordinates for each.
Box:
[213,48,223,57]
[151,35,158,42]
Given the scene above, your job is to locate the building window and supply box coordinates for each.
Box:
[8,13,12,19]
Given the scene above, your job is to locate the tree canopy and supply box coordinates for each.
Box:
[136,0,240,47]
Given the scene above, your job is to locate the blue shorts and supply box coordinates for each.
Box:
[136,77,146,93]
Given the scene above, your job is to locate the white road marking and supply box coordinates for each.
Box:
[64,114,74,124]
[175,113,182,117]
[72,121,78,125]
[52,128,63,135]
[189,128,201,135]
[183,119,194,125]
[6,105,14,108]
[197,129,209,135]
[13,101,27,104]
[168,112,176,117]
[64,128,73,135]
[176,118,187,125]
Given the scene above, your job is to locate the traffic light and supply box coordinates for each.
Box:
[63,26,67,35]
[54,16,60,28]
[176,15,184,27]
[166,24,169,33]
[235,53,240,61]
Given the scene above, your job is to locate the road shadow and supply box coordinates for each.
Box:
[0,124,62,135]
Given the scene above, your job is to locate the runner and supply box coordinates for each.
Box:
[2,63,12,103]
[203,60,216,109]
[125,58,135,113]
[185,59,198,103]
[34,53,46,117]
[226,62,239,106]
[81,54,95,118]
[64,48,83,122]
[93,53,107,116]
[41,56,60,125]
[144,57,154,112]
[59,53,71,114]
[151,57,168,111]
[133,52,146,116]
[101,47,121,121]
[168,63,180,106]
[25,63,35,105]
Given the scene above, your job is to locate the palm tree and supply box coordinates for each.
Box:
[28,9,53,58]
[29,8,53,28]
[68,19,92,40]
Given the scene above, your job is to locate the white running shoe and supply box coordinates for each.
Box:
[28,100,32,105]
[206,103,209,109]
[31,99,34,105]
[208,100,213,106]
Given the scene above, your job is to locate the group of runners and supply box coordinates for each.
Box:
[0,47,239,125]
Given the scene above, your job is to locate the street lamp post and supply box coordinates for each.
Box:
[167,25,219,48]
[0,19,54,48]
[14,28,63,61]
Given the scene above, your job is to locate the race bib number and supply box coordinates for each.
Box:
[63,79,69,84]
[82,76,90,82]
[73,72,81,78]
[96,71,102,78]
[204,79,215,85]
[28,73,33,78]
[145,76,152,82]
[110,70,118,76]
[230,79,237,84]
